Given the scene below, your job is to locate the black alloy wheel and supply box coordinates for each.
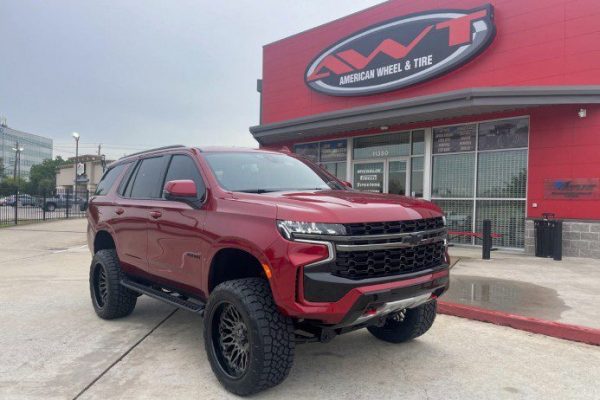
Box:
[92,263,109,308]
[89,249,137,319]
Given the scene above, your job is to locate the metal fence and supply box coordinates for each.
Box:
[0,187,93,227]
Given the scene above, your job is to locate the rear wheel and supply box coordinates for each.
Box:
[368,300,437,343]
[45,203,56,212]
[204,278,295,396]
[89,249,137,319]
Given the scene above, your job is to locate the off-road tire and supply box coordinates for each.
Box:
[89,249,137,319]
[204,278,295,396]
[368,300,437,343]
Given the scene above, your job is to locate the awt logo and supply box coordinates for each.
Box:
[305,4,495,96]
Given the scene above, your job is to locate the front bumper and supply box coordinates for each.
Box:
[297,266,449,325]
[267,217,450,325]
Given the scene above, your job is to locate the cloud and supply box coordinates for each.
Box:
[0,0,382,159]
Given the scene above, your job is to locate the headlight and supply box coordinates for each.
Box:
[277,220,346,240]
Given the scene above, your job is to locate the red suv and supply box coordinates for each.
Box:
[87,145,450,395]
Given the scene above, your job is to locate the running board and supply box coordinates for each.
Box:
[121,279,205,315]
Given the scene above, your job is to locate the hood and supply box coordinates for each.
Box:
[232,190,443,223]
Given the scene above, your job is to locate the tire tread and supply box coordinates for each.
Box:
[90,249,137,319]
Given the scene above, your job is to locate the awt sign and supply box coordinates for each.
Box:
[305,4,495,96]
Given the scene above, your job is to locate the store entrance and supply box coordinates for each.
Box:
[353,158,409,195]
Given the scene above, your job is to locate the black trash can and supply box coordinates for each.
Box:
[534,213,562,260]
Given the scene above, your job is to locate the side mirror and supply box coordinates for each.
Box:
[164,180,203,208]
[342,181,352,188]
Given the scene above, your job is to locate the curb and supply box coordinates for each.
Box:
[438,301,600,346]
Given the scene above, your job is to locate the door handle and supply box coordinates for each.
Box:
[115,208,124,215]
[149,211,162,219]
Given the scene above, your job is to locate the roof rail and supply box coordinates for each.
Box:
[120,145,187,159]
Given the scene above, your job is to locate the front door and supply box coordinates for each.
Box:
[352,159,409,195]
[146,154,210,296]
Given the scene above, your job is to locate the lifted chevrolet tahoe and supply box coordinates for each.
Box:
[86,145,450,395]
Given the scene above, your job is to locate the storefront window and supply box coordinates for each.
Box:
[293,143,318,162]
[432,199,473,245]
[353,132,410,160]
[321,162,347,181]
[410,156,424,197]
[432,153,475,198]
[294,140,347,181]
[411,130,425,155]
[478,117,528,151]
[319,139,347,162]
[432,117,529,249]
[353,162,384,193]
[477,150,527,198]
[433,124,476,154]
[475,200,526,248]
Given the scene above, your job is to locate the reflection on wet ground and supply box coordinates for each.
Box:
[444,275,570,321]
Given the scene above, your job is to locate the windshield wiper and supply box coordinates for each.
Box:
[236,188,329,194]
[236,189,279,194]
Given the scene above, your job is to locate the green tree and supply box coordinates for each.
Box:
[27,156,66,195]
[0,176,27,196]
[0,157,5,179]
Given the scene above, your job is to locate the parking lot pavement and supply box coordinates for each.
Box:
[1,220,600,400]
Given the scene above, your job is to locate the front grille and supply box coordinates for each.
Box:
[332,241,445,280]
[344,217,445,236]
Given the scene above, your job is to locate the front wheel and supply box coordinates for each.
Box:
[203,278,295,396]
[368,300,437,343]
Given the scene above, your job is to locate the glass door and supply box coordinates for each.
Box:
[353,161,385,193]
[387,159,409,195]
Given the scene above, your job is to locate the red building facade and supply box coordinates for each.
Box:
[251,0,600,258]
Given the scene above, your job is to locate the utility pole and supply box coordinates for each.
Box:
[73,132,80,198]
[97,144,102,156]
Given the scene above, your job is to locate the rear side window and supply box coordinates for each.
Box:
[95,164,126,195]
[129,156,168,199]
[164,155,205,197]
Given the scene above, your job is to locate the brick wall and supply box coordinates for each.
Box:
[525,220,600,259]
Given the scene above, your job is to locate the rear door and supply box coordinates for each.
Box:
[112,156,169,272]
[147,153,209,294]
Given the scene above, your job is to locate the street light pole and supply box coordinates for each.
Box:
[12,142,24,182]
[72,132,80,199]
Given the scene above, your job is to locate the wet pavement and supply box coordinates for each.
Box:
[445,247,600,329]
[445,275,570,321]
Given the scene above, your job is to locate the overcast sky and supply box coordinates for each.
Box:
[0,0,383,160]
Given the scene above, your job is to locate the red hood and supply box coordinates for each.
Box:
[231,190,443,223]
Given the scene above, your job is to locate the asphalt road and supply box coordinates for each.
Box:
[1,220,599,400]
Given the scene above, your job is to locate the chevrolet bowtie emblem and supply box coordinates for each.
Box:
[405,234,423,245]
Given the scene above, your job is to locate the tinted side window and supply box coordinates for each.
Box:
[95,164,126,195]
[164,155,205,197]
[129,157,168,199]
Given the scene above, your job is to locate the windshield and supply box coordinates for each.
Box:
[203,152,346,193]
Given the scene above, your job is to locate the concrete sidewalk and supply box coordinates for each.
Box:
[445,247,600,329]
[1,220,600,399]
